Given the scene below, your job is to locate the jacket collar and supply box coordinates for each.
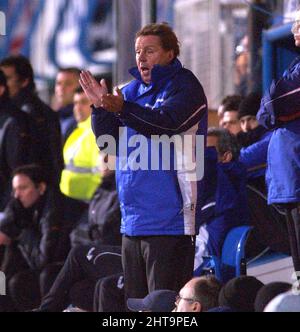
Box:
[129,58,182,86]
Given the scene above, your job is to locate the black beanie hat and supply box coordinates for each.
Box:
[238,92,262,119]
[254,282,292,312]
[218,276,264,312]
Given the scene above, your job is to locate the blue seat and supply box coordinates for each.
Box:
[200,226,253,283]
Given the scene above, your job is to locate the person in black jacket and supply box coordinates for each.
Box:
[36,157,122,312]
[0,55,64,187]
[0,164,69,311]
[0,70,33,211]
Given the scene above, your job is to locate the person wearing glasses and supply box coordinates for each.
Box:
[257,10,300,276]
[173,275,222,312]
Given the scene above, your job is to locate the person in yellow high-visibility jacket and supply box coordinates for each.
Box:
[60,87,102,202]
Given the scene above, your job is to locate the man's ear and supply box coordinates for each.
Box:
[168,50,175,62]
[38,182,47,196]
[221,151,233,163]
[192,301,202,312]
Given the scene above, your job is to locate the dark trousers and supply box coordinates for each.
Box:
[94,273,125,312]
[39,244,122,312]
[0,247,62,312]
[284,204,300,275]
[122,235,195,300]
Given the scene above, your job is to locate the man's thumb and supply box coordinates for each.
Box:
[100,79,108,90]
[114,87,122,96]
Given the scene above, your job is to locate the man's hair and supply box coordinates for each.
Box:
[136,22,180,58]
[12,164,48,187]
[207,127,240,161]
[57,67,81,77]
[0,69,9,100]
[0,55,35,92]
[74,87,84,94]
[192,276,223,312]
[220,95,243,112]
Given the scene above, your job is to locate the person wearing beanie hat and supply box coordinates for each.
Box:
[238,92,262,133]
[254,282,292,312]
[218,276,264,312]
[127,289,177,312]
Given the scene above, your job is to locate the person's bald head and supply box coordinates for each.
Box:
[175,276,222,312]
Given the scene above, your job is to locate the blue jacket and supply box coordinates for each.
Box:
[198,147,249,257]
[239,130,272,180]
[265,119,300,204]
[258,57,300,129]
[257,58,300,204]
[92,59,207,236]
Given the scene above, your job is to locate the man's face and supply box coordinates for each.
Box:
[222,111,241,135]
[12,174,44,209]
[73,92,92,123]
[174,283,199,312]
[240,115,259,133]
[55,71,80,108]
[135,35,174,84]
[0,65,24,98]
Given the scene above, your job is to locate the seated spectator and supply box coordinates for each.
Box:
[173,276,222,312]
[194,128,249,275]
[254,282,292,312]
[264,291,300,312]
[0,70,33,211]
[93,273,125,312]
[69,155,121,248]
[218,95,243,128]
[36,244,122,312]
[0,55,63,187]
[127,289,177,312]
[238,92,272,183]
[218,276,264,312]
[53,67,80,143]
[36,159,122,312]
[0,164,69,311]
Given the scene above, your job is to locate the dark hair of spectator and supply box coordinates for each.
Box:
[193,276,223,312]
[0,69,9,101]
[0,55,36,92]
[208,127,240,161]
[136,22,180,58]
[220,95,243,112]
[12,164,48,187]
